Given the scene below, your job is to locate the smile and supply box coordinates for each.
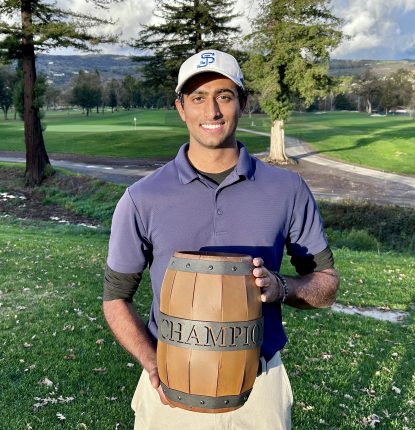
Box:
[201,123,224,130]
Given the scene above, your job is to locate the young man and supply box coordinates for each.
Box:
[103,50,339,429]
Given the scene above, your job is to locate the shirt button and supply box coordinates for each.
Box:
[217,209,223,215]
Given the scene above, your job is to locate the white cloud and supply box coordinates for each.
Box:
[331,0,415,59]
[48,0,257,55]
[8,0,414,59]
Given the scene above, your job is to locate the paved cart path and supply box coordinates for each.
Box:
[1,132,414,208]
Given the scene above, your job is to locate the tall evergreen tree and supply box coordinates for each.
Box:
[133,0,241,95]
[0,0,119,186]
[244,0,343,163]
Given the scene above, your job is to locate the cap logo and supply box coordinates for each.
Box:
[197,52,216,69]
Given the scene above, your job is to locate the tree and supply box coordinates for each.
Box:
[0,66,15,120]
[351,69,382,114]
[12,63,47,119]
[384,69,413,113]
[45,84,62,111]
[104,78,120,112]
[133,0,241,96]
[71,70,102,116]
[244,0,343,163]
[0,0,119,186]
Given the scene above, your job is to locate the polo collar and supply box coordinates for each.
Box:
[175,142,256,185]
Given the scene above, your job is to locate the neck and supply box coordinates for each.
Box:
[187,144,239,173]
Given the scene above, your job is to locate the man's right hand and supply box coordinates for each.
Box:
[148,367,174,407]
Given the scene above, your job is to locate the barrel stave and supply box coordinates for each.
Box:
[158,252,262,413]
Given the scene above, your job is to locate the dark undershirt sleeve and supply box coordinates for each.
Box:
[289,246,334,276]
[103,264,142,301]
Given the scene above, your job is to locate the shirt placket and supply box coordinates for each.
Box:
[213,172,240,238]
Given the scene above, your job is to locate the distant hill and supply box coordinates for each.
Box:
[36,54,142,87]
[34,54,415,87]
[329,59,415,77]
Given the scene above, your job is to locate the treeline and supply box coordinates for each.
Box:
[2,63,415,119]
[310,69,415,115]
[0,66,174,118]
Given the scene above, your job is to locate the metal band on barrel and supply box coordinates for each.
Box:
[161,383,252,410]
[168,256,253,275]
[158,312,264,351]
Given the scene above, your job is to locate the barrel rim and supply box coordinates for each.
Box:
[174,251,253,263]
[160,382,252,411]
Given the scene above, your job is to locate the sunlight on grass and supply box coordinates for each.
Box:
[0,167,414,429]
[2,110,414,174]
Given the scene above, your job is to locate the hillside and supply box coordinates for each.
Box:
[34,55,415,87]
[36,54,142,87]
[329,59,415,77]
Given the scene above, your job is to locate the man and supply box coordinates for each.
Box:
[103,50,339,429]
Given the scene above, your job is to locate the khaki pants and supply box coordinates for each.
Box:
[131,351,293,430]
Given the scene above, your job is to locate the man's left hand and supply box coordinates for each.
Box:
[252,257,282,303]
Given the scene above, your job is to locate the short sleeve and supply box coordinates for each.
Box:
[107,189,152,274]
[286,176,329,258]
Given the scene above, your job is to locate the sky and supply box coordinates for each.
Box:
[55,0,415,60]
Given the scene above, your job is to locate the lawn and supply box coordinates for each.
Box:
[1,167,414,429]
[239,111,415,175]
[0,109,270,158]
[1,109,415,175]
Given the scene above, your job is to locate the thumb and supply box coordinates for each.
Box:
[148,367,160,389]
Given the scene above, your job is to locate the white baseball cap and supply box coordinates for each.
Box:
[176,50,245,93]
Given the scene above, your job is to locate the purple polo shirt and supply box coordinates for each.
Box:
[107,143,329,360]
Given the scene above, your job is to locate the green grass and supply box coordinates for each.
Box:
[1,169,414,429]
[239,111,415,175]
[2,109,414,175]
[0,109,270,158]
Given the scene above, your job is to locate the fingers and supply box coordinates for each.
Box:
[148,367,175,407]
[252,258,280,303]
[252,257,264,267]
[148,367,160,389]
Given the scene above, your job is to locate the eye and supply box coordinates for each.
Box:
[217,94,234,102]
[191,96,204,104]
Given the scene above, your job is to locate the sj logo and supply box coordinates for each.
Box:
[197,52,216,68]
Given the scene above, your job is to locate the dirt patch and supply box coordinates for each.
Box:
[0,166,100,226]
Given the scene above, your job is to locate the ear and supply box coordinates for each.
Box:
[175,98,186,122]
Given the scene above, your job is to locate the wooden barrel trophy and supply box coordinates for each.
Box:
[157,251,263,413]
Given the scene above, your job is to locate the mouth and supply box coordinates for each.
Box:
[200,122,224,131]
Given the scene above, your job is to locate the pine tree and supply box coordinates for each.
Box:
[133,0,241,95]
[0,0,119,186]
[244,0,343,163]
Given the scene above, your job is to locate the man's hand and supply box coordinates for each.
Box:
[148,367,174,407]
[252,257,282,303]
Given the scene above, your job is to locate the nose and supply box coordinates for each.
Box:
[205,96,222,120]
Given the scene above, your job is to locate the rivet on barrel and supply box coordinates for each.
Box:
[208,265,213,270]
[186,263,191,268]
[232,266,237,271]
[224,400,229,404]
[178,396,182,400]
[200,400,205,405]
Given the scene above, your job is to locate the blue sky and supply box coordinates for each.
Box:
[57,0,415,60]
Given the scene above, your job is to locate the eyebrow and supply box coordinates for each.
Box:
[189,88,237,96]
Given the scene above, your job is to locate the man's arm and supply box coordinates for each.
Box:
[103,299,170,405]
[252,258,339,309]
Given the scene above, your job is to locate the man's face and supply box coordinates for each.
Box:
[175,72,245,150]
